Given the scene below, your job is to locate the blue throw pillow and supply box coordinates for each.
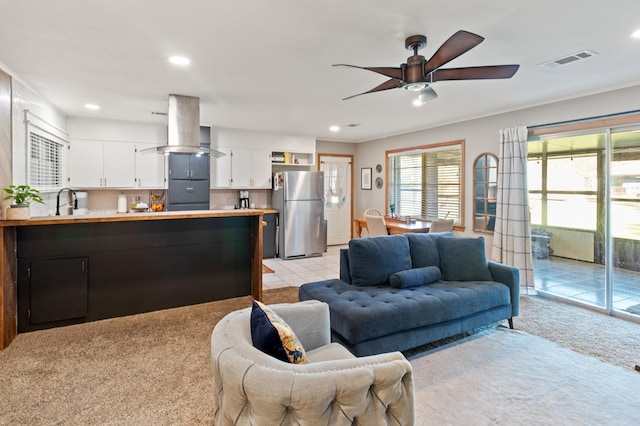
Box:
[250,301,307,364]
[389,266,442,288]
[437,236,493,281]
[348,235,411,286]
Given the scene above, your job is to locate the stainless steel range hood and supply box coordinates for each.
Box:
[149,94,225,157]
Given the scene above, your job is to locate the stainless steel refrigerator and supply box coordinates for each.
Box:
[272,171,326,259]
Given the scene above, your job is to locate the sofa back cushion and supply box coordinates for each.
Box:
[436,236,493,281]
[348,235,411,286]
[405,233,451,268]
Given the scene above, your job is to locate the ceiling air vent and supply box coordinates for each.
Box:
[540,50,598,69]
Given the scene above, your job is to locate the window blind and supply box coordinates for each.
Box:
[388,145,462,222]
[29,132,65,189]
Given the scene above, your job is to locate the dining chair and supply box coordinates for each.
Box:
[363,208,383,217]
[429,219,454,233]
[365,213,388,236]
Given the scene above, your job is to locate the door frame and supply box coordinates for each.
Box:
[317,153,354,242]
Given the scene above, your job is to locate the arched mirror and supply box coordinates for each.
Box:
[473,153,498,233]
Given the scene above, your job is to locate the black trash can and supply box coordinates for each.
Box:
[263,213,278,259]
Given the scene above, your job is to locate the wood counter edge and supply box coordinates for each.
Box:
[0,209,263,227]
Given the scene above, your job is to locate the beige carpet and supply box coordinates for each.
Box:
[517,295,640,371]
[0,288,638,424]
[412,328,640,425]
[0,288,297,425]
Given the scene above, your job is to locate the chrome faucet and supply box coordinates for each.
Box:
[55,188,78,216]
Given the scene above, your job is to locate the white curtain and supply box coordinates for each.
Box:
[321,160,349,208]
[491,126,534,291]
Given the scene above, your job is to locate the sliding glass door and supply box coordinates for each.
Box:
[528,127,640,319]
[610,129,640,316]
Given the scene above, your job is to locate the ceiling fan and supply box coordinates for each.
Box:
[334,30,520,103]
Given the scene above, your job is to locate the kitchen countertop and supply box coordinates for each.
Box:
[0,209,268,227]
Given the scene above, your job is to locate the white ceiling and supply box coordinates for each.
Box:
[2,0,640,143]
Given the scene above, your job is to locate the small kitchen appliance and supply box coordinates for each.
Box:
[238,190,250,209]
[117,194,128,213]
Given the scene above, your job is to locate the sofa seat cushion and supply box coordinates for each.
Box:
[299,279,511,345]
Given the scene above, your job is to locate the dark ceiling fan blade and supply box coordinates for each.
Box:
[431,65,520,81]
[423,30,484,74]
[342,79,403,100]
[333,64,403,80]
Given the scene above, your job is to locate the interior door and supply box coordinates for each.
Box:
[320,155,352,245]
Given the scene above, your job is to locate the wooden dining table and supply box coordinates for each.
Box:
[354,216,431,238]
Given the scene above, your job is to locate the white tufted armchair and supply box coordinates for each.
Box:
[211,300,415,425]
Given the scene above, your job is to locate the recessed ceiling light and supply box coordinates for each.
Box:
[84,103,100,110]
[169,56,190,66]
[632,29,640,39]
[329,125,340,132]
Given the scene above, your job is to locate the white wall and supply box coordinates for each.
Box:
[212,127,315,152]
[67,117,166,143]
[317,140,357,157]
[353,84,640,245]
[11,77,66,185]
[7,74,67,216]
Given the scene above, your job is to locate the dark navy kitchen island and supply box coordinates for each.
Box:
[0,210,263,343]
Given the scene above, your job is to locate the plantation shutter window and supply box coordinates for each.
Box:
[25,110,68,190]
[29,132,65,189]
[387,140,464,225]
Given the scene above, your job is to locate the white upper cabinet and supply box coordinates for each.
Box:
[229,147,252,188]
[211,147,272,189]
[69,140,135,188]
[210,128,316,189]
[67,117,166,189]
[211,147,232,188]
[249,148,273,188]
[135,144,166,188]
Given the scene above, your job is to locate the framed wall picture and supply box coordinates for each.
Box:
[361,167,372,190]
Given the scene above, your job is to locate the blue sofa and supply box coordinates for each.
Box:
[299,233,520,357]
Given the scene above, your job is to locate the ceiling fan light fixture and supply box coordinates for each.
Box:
[413,87,438,106]
[404,82,428,92]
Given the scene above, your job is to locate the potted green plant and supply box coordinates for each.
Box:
[2,184,45,220]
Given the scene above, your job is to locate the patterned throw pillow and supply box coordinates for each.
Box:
[250,300,308,364]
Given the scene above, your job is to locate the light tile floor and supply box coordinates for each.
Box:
[262,245,345,290]
[533,255,640,316]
